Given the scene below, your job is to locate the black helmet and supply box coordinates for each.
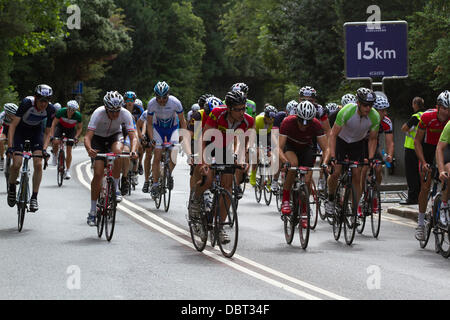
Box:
[356,87,376,105]
[198,93,213,108]
[225,91,246,108]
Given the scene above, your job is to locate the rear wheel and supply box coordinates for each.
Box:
[163,167,172,212]
[343,185,357,245]
[309,181,319,230]
[17,174,28,232]
[188,192,208,252]
[254,176,262,203]
[333,181,344,241]
[264,175,272,206]
[357,187,368,234]
[284,190,297,244]
[370,186,382,238]
[105,177,117,241]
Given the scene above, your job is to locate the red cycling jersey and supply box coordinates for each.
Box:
[280,115,325,150]
[205,107,255,147]
[418,109,448,145]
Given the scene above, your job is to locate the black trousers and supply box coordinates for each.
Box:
[404,147,421,201]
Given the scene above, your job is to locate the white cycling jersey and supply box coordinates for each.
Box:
[87,106,135,137]
[147,95,183,129]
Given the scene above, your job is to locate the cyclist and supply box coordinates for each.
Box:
[187,103,200,123]
[0,103,19,171]
[231,83,256,118]
[50,100,82,179]
[299,86,331,137]
[323,88,380,218]
[7,84,55,212]
[249,105,277,187]
[414,90,450,240]
[189,90,254,243]
[436,106,450,227]
[84,91,138,226]
[120,91,144,194]
[326,102,340,128]
[147,81,187,198]
[136,108,154,193]
[134,98,146,176]
[278,101,328,217]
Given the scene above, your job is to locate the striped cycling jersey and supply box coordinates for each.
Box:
[56,108,82,129]
[335,103,380,143]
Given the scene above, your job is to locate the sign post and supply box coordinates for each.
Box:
[344,21,408,90]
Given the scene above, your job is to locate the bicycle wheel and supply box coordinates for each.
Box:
[17,174,28,232]
[154,175,162,209]
[163,167,172,212]
[309,181,319,230]
[254,176,262,203]
[105,177,117,241]
[370,185,382,238]
[440,228,450,258]
[298,186,310,249]
[5,156,10,193]
[216,189,238,258]
[357,187,368,235]
[421,194,436,249]
[284,190,297,244]
[127,173,132,196]
[57,150,65,187]
[96,199,105,238]
[343,184,358,245]
[333,181,344,241]
[264,175,272,206]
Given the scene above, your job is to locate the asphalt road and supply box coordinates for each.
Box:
[0,148,449,300]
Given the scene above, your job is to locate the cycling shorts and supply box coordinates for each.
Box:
[91,132,123,160]
[285,145,315,168]
[54,123,76,146]
[153,125,179,149]
[336,136,366,163]
[13,124,44,152]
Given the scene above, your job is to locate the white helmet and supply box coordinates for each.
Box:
[286,100,298,115]
[135,99,143,107]
[4,103,18,116]
[341,93,356,106]
[437,90,450,108]
[326,103,339,114]
[295,101,316,124]
[103,91,124,111]
[67,100,79,111]
[191,103,200,112]
[53,103,62,111]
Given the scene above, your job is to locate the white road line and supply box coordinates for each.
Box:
[75,161,324,300]
[76,161,352,300]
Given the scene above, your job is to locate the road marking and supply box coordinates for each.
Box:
[76,161,349,300]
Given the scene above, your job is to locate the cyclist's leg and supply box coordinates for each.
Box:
[144,145,153,182]
[90,135,108,209]
[64,127,76,171]
[168,127,179,173]
[121,136,131,178]
[297,147,315,191]
[151,127,164,184]
[220,172,234,221]
[418,144,436,216]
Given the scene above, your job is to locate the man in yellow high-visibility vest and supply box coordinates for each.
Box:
[400,97,425,205]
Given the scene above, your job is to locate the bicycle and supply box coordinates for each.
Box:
[188,161,240,258]
[127,158,138,196]
[331,159,366,246]
[283,166,320,249]
[53,134,76,187]
[421,165,450,258]
[274,171,285,213]
[95,152,130,241]
[152,142,176,212]
[13,140,48,232]
[1,137,12,192]
[357,160,383,238]
[254,146,273,206]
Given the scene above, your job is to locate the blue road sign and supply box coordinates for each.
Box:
[72,81,83,95]
[344,21,408,79]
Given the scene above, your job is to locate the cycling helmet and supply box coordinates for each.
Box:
[373,96,390,110]
[53,103,62,111]
[437,90,450,108]
[264,105,278,118]
[135,99,143,107]
[35,84,53,98]
[225,91,247,108]
[198,93,213,108]
[191,103,200,112]
[67,100,79,111]
[295,101,316,124]
[286,100,298,115]
[230,83,249,95]
[341,93,356,106]
[124,91,136,101]
[154,81,170,97]
[103,91,124,111]
[326,103,339,114]
[205,96,224,113]
[3,103,18,116]
[356,87,376,105]
[299,86,317,98]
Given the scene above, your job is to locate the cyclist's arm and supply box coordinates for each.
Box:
[75,122,82,141]
[50,117,58,138]
[317,135,328,161]
[436,140,447,177]
[414,128,427,165]
[84,129,97,158]
[320,118,331,138]
[178,112,187,130]
[385,132,394,162]
[326,124,342,163]
[146,114,154,142]
[278,134,289,164]
[367,129,378,160]
[128,129,138,154]
[136,118,144,140]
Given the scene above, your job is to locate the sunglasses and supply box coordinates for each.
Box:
[156,96,168,100]
[232,107,246,112]
[108,109,121,113]
[125,99,135,103]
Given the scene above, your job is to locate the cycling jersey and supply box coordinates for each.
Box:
[315,104,328,122]
[418,109,448,146]
[379,116,393,134]
[0,111,13,126]
[280,115,324,150]
[335,103,380,143]
[87,106,135,138]
[439,121,450,144]
[139,110,148,122]
[147,95,183,129]
[255,114,273,134]
[16,97,55,129]
[126,103,144,123]
[246,99,256,118]
[56,108,82,129]
[273,111,287,129]
[206,107,254,148]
